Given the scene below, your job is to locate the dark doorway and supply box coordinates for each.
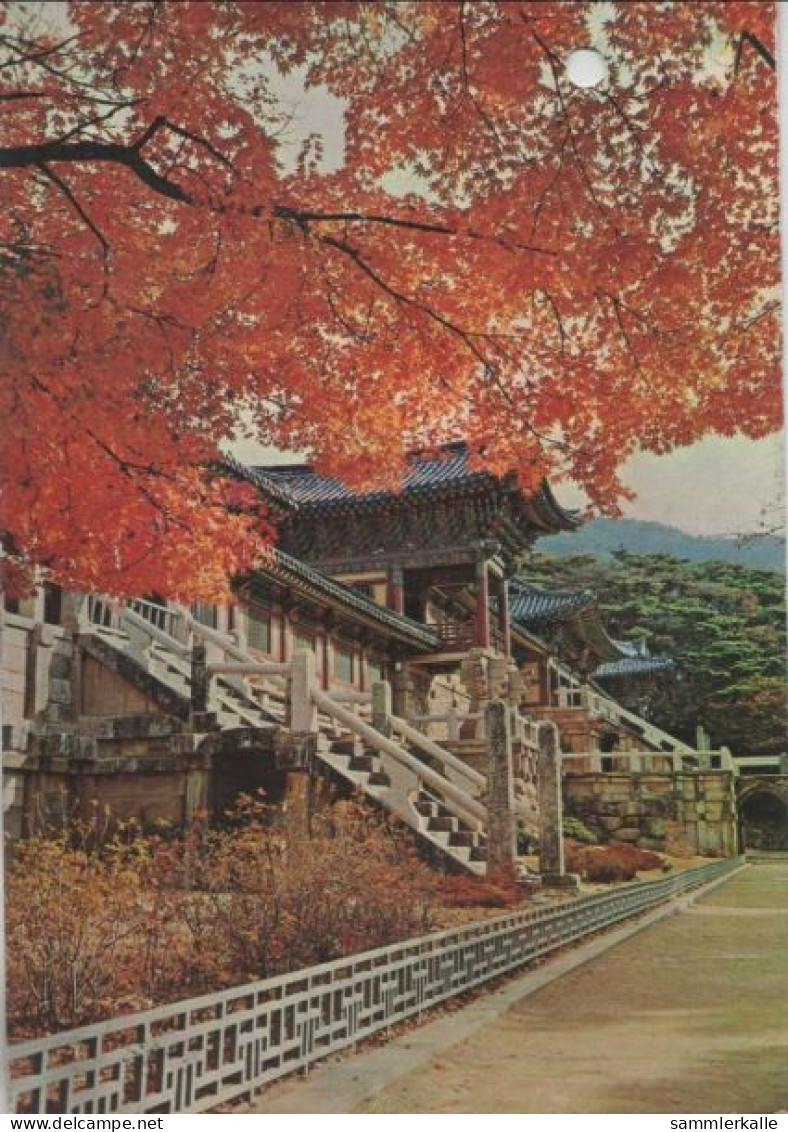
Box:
[740,791,788,851]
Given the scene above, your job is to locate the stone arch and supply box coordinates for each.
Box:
[738,780,788,851]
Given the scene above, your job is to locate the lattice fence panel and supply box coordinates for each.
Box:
[10,856,740,1113]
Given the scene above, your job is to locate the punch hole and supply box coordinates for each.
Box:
[566,48,608,89]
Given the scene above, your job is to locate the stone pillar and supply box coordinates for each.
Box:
[190,642,209,715]
[392,665,429,721]
[289,648,318,733]
[498,577,511,657]
[59,591,85,633]
[372,679,392,736]
[485,700,515,877]
[487,656,509,701]
[474,559,490,649]
[284,767,311,839]
[537,721,567,882]
[43,634,78,724]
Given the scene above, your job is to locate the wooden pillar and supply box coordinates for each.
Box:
[278,597,290,664]
[388,565,405,615]
[475,559,490,649]
[320,614,332,690]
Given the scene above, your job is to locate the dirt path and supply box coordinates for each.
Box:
[355,863,788,1114]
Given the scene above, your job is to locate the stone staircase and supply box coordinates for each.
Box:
[82,598,492,874]
[316,736,487,874]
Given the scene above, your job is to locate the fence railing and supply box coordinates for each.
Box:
[10,856,743,1115]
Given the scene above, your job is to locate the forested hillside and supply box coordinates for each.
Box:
[539,520,785,573]
[523,552,786,758]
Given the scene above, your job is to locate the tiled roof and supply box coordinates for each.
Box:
[594,656,676,680]
[249,548,442,650]
[252,442,580,529]
[509,582,596,625]
[257,442,490,506]
[222,455,300,511]
[613,638,651,659]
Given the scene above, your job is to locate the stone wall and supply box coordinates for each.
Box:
[564,771,738,857]
[12,713,211,835]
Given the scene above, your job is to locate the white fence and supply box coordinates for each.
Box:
[10,856,742,1114]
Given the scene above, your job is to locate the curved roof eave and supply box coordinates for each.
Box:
[593,656,677,680]
[241,548,442,651]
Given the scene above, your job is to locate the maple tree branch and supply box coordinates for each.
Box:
[134,114,235,169]
[457,1,507,150]
[0,33,82,73]
[0,90,48,102]
[598,289,642,369]
[1,131,557,257]
[321,232,496,372]
[273,205,555,255]
[529,25,607,215]
[0,135,194,202]
[734,30,775,73]
[36,161,111,267]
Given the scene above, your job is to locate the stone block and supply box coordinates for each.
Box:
[48,678,72,705]
[599,815,623,832]
[48,654,73,680]
[637,837,664,852]
[616,827,641,842]
[647,818,667,838]
[541,872,581,890]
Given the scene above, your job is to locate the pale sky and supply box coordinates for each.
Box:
[564,432,786,537]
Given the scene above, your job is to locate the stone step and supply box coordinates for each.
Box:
[448,830,476,848]
[331,738,360,757]
[427,815,459,834]
[368,770,392,787]
[348,753,376,774]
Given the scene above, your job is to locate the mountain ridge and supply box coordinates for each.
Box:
[538,518,785,573]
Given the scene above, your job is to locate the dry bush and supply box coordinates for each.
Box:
[6,834,178,1036]
[435,870,523,909]
[564,839,666,884]
[6,797,437,1038]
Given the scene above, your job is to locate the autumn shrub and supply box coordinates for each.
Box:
[6,835,179,1037]
[564,839,666,884]
[582,852,638,884]
[6,797,438,1038]
[605,841,665,872]
[436,870,523,909]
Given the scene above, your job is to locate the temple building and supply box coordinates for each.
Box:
[1,443,742,867]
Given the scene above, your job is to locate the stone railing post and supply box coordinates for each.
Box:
[485,699,516,877]
[289,648,318,733]
[537,720,567,884]
[190,642,208,714]
[280,649,318,840]
[371,679,392,736]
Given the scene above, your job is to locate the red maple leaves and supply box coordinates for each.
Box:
[0,1,780,598]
